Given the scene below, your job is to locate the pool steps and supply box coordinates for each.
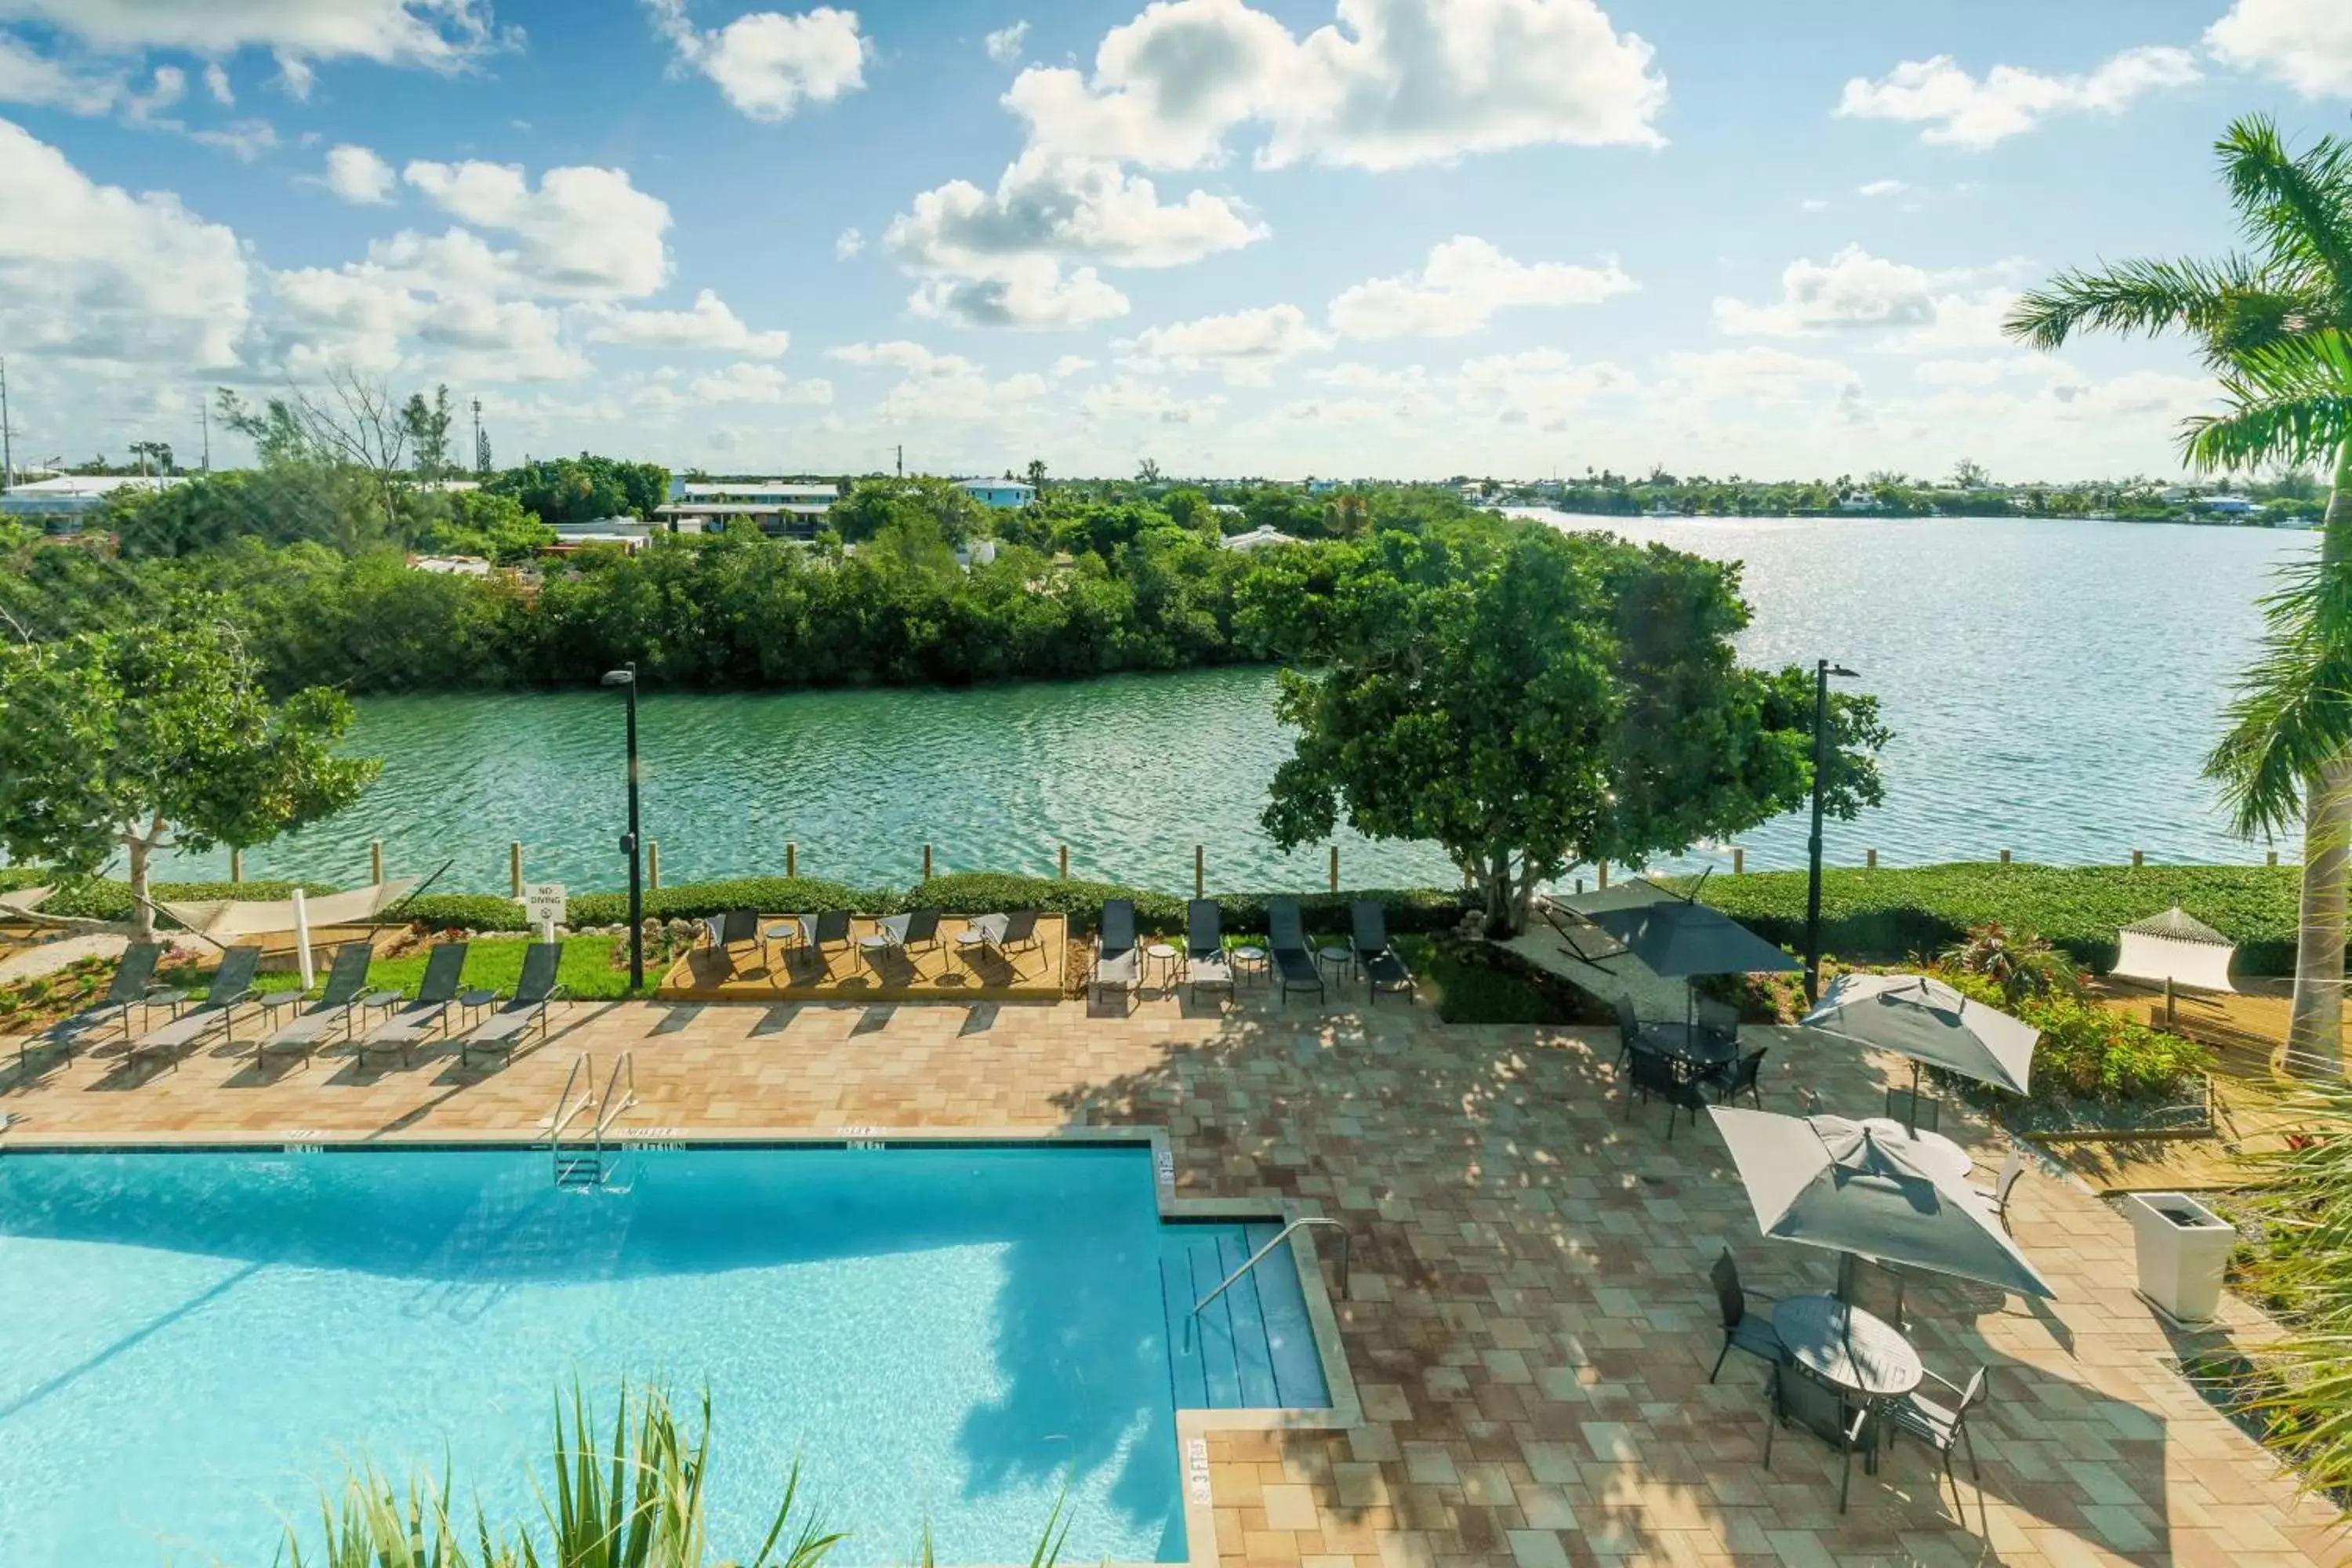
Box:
[1160,1222,1330,1410]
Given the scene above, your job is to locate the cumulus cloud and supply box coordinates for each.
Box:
[579,288,789,355]
[1836,47,2200,149]
[834,227,863,259]
[2207,0,2352,97]
[905,256,1130,329]
[1008,0,1666,172]
[1713,245,2014,351]
[269,257,592,383]
[1664,347,1863,401]
[826,340,1047,420]
[889,152,1265,273]
[203,61,234,104]
[1857,179,1908,198]
[0,0,506,66]
[985,19,1029,64]
[0,34,121,113]
[1119,303,1329,383]
[324,143,398,204]
[644,0,867,121]
[1327,235,1634,339]
[402,158,672,298]
[1080,374,1226,424]
[688,361,831,403]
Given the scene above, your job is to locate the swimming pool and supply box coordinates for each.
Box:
[0,1142,1326,1565]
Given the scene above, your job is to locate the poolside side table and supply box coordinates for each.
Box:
[357,989,404,1022]
[457,989,499,1029]
[1316,944,1355,991]
[1231,946,1269,986]
[1144,942,1180,989]
[760,922,803,972]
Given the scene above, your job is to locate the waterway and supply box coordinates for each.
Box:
[157,514,2310,895]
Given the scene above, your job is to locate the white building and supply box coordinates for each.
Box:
[549,517,656,553]
[1221,524,1300,551]
[0,474,183,528]
[655,480,838,536]
[958,478,1036,509]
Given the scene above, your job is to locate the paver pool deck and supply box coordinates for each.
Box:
[2,985,2344,1567]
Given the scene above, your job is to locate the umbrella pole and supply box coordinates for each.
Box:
[1907,1060,1922,1134]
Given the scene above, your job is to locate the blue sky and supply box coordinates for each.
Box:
[1,0,2347,481]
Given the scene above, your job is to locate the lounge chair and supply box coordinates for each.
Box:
[1091,899,1140,1009]
[1349,900,1416,1004]
[790,910,852,976]
[1184,899,1233,1004]
[254,943,375,1069]
[20,941,165,1068]
[864,909,942,971]
[355,942,470,1069]
[125,946,263,1073]
[1266,898,1324,1004]
[458,942,564,1069]
[702,910,760,974]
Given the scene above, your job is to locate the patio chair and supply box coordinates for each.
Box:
[254,943,375,1069]
[1886,1086,1942,1132]
[1266,898,1324,1004]
[1763,1360,1875,1514]
[20,941,165,1068]
[1349,900,1416,1004]
[1970,1145,2027,1233]
[1707,1047,1769,1108]
[1091,899,1140,1009]
[1185,899,1234,1004]
[1624,1044,1707,1136]
[867,909,942,969]
[1708,1249,1784,1383]
[458,942,565,1069]
[792,910,853,976]
[702,910,760,972]
[125,946,263,1073]
[1612,995,1650,1069]
[1886,1363,1989,1534]
[355,942,470,1070]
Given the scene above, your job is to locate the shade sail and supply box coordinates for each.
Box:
[158,878,418,940]
[1710,1107,2056,1300]
[1582,890,1798,978]
[1802,972,2038,1096]
[2111,906,2236,993]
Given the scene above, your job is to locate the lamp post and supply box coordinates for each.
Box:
[1803,658,1858,1004]
[601,662,643,990]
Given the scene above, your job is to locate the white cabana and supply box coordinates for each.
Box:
[158,878,418,939]
[2111,906,2236,994]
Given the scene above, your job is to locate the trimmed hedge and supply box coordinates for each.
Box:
[404,877,889,932]
[1682,862,2299,976]
[907,871,1467,937]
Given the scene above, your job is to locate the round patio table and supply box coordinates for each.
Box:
[1145,942,1180,986]
[1771,1294,1922,1399]
[1316,944,1355,988]
[1231,946,1269,986]
[1856,1117,1974,1183]
[1643,1021,1737,1073]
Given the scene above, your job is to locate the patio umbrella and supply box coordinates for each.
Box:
[1709,1106,2056,1300]
[1584,891,1802,980]
[1801,972,2038,1127]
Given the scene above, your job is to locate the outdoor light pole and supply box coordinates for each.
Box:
[1803,658,1858,1004]
[602,662,643,989]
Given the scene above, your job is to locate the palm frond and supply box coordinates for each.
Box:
[2002,254,2282,359]
[2217,114,2352,309]
[2182,330,2352,473]
[2205,550,2352,837]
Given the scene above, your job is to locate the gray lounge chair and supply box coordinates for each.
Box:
[255,943,376,1069]
[126,946,263,1072]
[20,941,165,1068]
[866,909,941,970]
[702,909,760,975]
[459,942,564,1068]
[791,910,852,975]
[356,942,470,1069]
[1349,900,1416,1004]
[1091,899,1139,1009]
[1185,899,1233,1004]
[1266,898,1323,1004]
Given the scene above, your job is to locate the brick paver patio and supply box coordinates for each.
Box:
[2,985,2344,1566]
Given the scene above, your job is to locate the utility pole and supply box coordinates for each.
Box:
[473,397,491,476]
[895,443,903,477]
[200,397,210,473]
[0,355,13,493]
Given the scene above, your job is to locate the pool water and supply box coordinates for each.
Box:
[0,1145,1189,1566]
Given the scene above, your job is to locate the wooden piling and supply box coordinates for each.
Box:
[922,843,933,881]
[786,842,797,879]
[369,840,384,884]
[509,841,523,898]
[229,848,243,884]
[2131,849,2144,868]
[1194,845,1204,899]
[1598,861,1610,890]
[1328,844,1340,894]
[1865,848,1878,869]
[2269,849,2280,867]
[1731,846,1744,875]
[648,840,661,889]
[1998,848,2011,866]
[1058,844,1069,880]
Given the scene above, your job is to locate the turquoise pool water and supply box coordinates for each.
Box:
[0,1145,1192,1566]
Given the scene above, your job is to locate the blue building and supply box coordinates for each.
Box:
[957,478,1036,509]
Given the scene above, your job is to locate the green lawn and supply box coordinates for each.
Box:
[172,935,648,1004]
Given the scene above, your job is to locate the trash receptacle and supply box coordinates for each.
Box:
[2125,1191,2237,1324]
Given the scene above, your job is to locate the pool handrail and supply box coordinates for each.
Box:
[1188,1216,1349,1351]
[593,1051,637,1142]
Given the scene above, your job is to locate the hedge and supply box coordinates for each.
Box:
[906,872,1467,936]
[1681,862,2299,976]
[402,877,890,932]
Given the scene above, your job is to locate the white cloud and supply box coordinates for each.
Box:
[889,151,1265,273]
[325,143,398,204]
[1120,303,1329,383]
[1799,196,1829,212]
[1452,347,1634,428]
[579,288,790,355]
[985,19,1029,65]
[1857,179,1909,198]
[402,158,672,298]
[826,340,1047,421]
[187,118,279,161]
[1050,354,1095,377]
[0,34,119,113]
[834,226,863,259]
[1713,245,2013,350]
[0,115,250,371]
[1662,347,1863,403]
[1008,0,1667,172]
[0,0,504,63]
[827,339,970,373]
[1836,47,2200,149]
[644,1,867,121]
[906,256,1131,328]
[688,361,831,403]
[274,49,316,99]
[204,61,234,104]
[2207,0,2352,97]
[1080,375,1226,424]
[269,258,592,383]
[1328,235,1634,339]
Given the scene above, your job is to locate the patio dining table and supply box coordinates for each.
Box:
[1642,1021,1737,1076]
[1772,1293,1922,1466]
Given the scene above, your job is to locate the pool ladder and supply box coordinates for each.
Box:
[1185,1217,1350,1351]
[547,1051,637,1189]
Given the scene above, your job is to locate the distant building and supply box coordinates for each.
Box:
[1221,524,1300,551]
[2203,495,2263,516]
[656,480,838,538]
[546,517,655,554]
[0,474,183,530]
[1835,490,1882,513]
[1307,478,1341,494]
[410,554,492,576]
[958,478,1036,509]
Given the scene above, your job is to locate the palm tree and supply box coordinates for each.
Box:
[2005,114,2352,1076]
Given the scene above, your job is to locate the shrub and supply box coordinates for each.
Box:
[1686,862,2296,975]
[1939,968,2213,1103]
[570,877,887,927]
[908,873,1469,937]
[402,892,535,932]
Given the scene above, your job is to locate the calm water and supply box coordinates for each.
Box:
[160,515,2309,894]
[0,1145,1184,1565]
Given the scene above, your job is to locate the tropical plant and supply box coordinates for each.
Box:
[1938,920,2083,1005]
[2005,113,2352,1076]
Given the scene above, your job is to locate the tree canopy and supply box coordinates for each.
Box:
[1253,525,1887,934]
[487,455,670,526]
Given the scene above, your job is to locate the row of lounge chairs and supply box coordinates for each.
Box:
[703,909,1047,977]
[19,939,564,1076]
[1090,896,1417,1009]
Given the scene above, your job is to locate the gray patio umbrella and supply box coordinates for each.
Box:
[1584,892,1802,979]
[1802,973,2038,1127]
[1709,1106,2056,1300]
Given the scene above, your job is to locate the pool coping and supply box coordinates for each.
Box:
[0,1120,1359,1568]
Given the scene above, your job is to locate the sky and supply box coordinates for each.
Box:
[0,0,2348,483]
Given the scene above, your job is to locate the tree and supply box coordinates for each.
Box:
[2005,114,2352,1073]
[128,440,175,475]
[488,455,670,527]
[0,625,379,941]
[1951,458,1993,489]
[1136,458,1163,486]
[401,384,456,479]
[219,368,414,539]
[1255,527,1886,935]
[1025,457,1047,492]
